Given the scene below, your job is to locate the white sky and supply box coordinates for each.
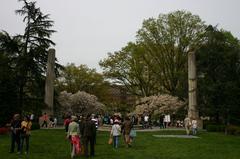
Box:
[1,0,240,72]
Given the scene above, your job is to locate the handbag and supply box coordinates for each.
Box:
[108,137,113,145]
[130,129,136,137]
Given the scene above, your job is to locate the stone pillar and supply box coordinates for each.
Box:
[44,49,55,116]
[188,51,202,128]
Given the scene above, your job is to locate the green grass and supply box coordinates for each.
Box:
[1,129,240,159]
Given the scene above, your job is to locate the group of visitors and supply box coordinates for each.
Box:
[9,113,32,155]
[64,114,97,158]
[40,113,57,128]
[110,116,136,149]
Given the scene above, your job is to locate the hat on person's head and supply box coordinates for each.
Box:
[71,115,78,121]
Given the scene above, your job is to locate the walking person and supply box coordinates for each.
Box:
[9,114,21,154]
[20,115,32,155]
[82,114,96,157]
[110,119,121,148]
[66,116,81,159]
[121,116,132,147]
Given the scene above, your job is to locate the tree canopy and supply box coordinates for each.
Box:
[0,0,60,124]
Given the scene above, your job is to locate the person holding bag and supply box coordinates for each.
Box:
[110,120,121,148]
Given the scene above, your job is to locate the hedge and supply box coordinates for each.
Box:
[206,124,226,132]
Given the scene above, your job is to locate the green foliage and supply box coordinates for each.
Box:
[100,42,158,96]
[100,11,206,98]
[56,63,110,103]
[197,26,240,125]
[225,125,240,135]
[136,10,206,97]
[206,124,226,132]
[0,0,61,124]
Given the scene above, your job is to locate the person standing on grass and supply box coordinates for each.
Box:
[121,116,132,147]
[20,115,32,155]
[110,119,121,148]
[67,116,81,159]
[64,115,71,133]
[184,116,191,135]
[41,113,48,128]
[82,114,96,157]
[91,114,98,144]
[9,114,21,154]
[191,118,198,135]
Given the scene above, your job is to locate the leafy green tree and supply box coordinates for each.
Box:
[100,11,206,98]
[136,10,206,97]
[56,63,110,102]
[0,32,20,125]
[100,42,158,96]
[0,0,60,122]
[197,26,240,125]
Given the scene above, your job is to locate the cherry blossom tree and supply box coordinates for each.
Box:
[58,91,105,115]
[134,94,186,115]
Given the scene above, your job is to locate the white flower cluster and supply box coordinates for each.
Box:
[58,91,105,115]
[134,94,185,115]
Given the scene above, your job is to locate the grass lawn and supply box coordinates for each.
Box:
[0,129,240,159]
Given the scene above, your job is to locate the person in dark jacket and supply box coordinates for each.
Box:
[121,116,132,147]
[9,114,21,153]
[82,114,96,157]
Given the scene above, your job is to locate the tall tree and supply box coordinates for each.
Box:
[136,10,206,97]
[100,42,157,96]
[14,0,57,111]
[0,32,20,125]
[197,26,240,124]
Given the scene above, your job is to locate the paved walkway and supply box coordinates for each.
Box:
[41,126,186,132]
[153,134,200,138]
[98,126,185,132]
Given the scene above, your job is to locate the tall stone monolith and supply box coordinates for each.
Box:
[44,48,55,116]
[188,51,202,128]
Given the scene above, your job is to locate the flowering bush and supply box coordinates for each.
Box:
[0,127,9,135]
[58,91,105,115]
[134,94,186,115]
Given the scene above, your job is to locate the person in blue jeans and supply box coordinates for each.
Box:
[110,120,121,148]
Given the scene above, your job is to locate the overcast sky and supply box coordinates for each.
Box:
[1,0,240,72]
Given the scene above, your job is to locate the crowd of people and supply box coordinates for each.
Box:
[63,113,136,158]
[7,112,198,158]
[40,113,58,128]
[63,114,99,158]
